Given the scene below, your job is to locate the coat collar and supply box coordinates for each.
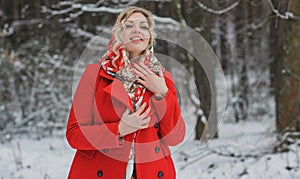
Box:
[98,67,114,80]
[98,68,134,111]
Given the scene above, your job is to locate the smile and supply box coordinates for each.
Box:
[130,36,144,41]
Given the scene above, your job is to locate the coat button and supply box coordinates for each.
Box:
[97,170,103,177]
[158,171,164,178]
[103,149,109,153]
[155,146,160,153]
[154,122,159,128]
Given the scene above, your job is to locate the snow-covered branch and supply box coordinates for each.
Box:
[266,0,299,20]
[195,0,240,15]
[1,19,45,37]
[0,108,49,140]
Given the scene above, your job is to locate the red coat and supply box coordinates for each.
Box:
[66,64,185,179]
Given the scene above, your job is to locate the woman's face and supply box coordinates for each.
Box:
[121,12,151,59]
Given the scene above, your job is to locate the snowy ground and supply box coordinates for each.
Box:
[1,115,300,179]
[176,119,300,179]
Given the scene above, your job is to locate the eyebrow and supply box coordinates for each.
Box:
[125,20,148,24]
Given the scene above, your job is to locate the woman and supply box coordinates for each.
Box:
[66,6,185,179]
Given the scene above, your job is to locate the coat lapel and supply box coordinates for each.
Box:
[99,69,134,111]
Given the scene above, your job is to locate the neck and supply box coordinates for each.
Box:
[129,52,140,60]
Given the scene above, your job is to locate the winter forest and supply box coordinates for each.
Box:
[0,0,300,178]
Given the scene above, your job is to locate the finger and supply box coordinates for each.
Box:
[135,102,146,115]
[159,68,164,78]
[137,78,146,86]
[141,124,148,129]
[122,108,131,117]
[144,116,151,125]
[133,63,149,76]
[141,117,151,128]
[140,106,151,118]
[132,68,145,78]
[138,62,154,75]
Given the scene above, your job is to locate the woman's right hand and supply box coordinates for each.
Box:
[118,103,151,137]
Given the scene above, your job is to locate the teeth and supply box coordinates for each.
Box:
[131,37,142,41]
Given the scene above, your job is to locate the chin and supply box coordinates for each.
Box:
[128,47,148,54]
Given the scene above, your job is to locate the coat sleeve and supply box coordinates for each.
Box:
[66,64,123,151]
[150,71,186,146]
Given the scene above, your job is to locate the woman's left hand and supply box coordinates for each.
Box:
[133,62,168,97]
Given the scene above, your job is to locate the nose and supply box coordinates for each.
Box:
[132,24,141,33]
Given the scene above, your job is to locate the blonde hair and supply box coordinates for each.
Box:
[109,6,156,66]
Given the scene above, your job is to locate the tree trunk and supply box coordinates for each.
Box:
[271,0,300,132]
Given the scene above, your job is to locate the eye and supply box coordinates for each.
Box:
[124,24,133,29]
[140,25,149,30]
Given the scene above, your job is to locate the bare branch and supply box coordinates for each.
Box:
[0,108,49,140]
[266,0,299,20]
[246,0,263,7]
[194,0,240,15]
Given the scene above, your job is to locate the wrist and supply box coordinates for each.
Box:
[154,88,168,100]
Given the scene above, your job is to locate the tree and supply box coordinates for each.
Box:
[271,0,300,132]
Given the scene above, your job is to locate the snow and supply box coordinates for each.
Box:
[81,6,123,13]
[59,1,73,6]
[1,112,300,178]
[0,137,73,179]
[52,7,74,15]
[174,118,300,179]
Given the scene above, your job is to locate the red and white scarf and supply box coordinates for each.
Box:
[101,36,164,111]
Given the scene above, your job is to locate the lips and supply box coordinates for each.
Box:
[130,36,143,42]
